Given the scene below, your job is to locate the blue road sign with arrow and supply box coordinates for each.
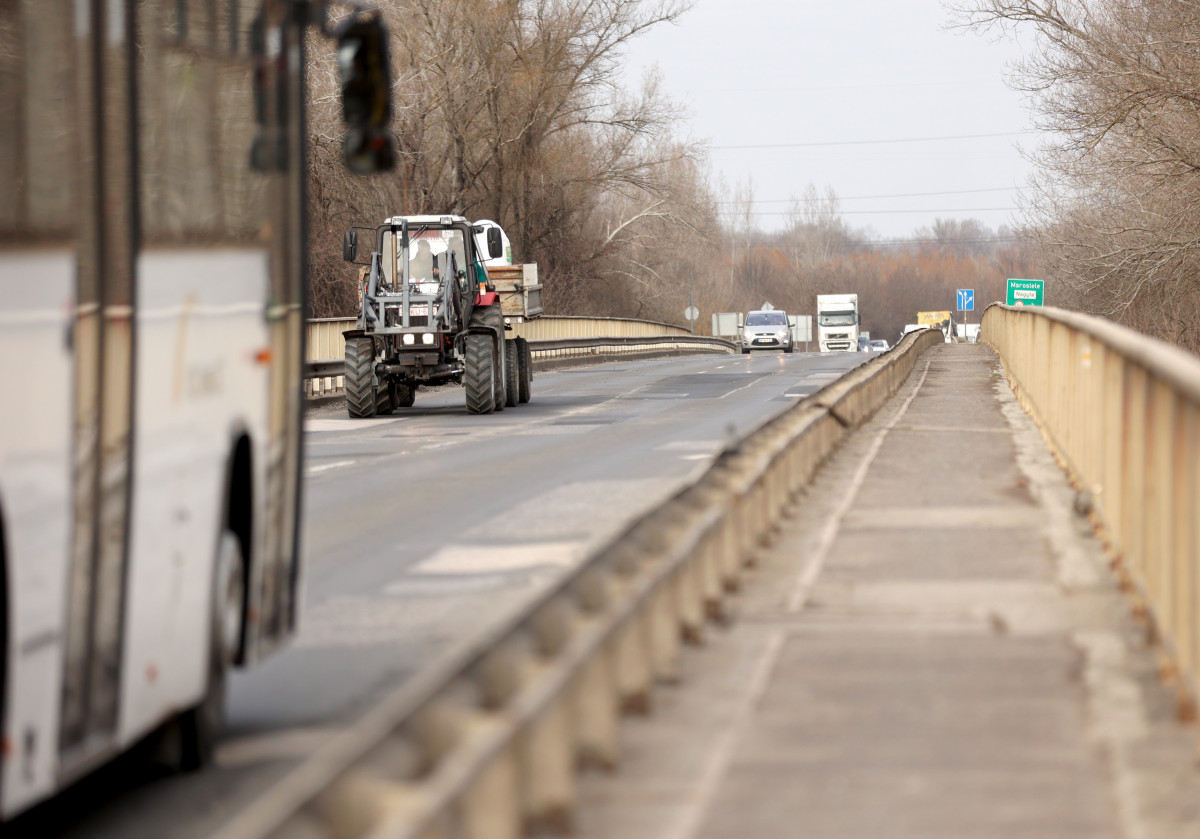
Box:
[957,289,974,312]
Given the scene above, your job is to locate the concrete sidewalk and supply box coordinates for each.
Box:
[575,344,1200,839]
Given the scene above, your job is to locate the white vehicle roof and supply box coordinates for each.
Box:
[384,214,469,225]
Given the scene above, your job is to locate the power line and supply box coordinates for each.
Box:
[685,78,1002,94]
[745,207,1019,216]
[711,131,1035,150]
[731,237,1025,249]
[716,187,1022,205]
[845,237,1024,248]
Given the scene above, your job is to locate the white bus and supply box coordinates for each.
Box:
[0,0,393,818]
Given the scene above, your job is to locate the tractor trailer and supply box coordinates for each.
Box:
[816,294,861,352]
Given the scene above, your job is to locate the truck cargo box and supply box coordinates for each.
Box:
[486,263,542,321]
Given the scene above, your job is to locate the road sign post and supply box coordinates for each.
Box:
[957,289,974,340]
[1006,278,1045,307]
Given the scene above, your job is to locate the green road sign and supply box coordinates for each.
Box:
[1006,278,1045,306]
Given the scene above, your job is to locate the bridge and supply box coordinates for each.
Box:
[11,306,1200,839]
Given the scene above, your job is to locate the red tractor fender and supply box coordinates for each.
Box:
[474,290,499,307]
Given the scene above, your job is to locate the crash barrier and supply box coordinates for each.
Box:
[982,304,1200,717]
[303,317,730,396]
[214,327,945,839]
[306,318,355,395]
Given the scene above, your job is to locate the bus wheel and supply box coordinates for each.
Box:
[180,530,244,770]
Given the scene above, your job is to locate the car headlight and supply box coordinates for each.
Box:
[776,329,788,339]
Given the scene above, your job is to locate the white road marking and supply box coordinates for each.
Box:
[306,459,355,474]
[307,417,401,433]
[403,542,581,577]
[534,424,608,434]
[657,440,722,451]
[717,376,767,400]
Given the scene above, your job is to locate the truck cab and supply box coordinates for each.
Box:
[816,294,860,352]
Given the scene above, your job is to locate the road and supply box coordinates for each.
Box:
[7,349,871,838]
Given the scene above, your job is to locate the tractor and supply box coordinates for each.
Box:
[340,215,534,416]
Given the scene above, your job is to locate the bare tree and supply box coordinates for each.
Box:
[305,0,714,319]
[783,183,850,273]
[955,0,1200,351]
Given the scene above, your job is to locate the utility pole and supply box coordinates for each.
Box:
[689,273,694,334]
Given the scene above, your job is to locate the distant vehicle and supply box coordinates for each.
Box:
[816,294,860,352]
[857,335,871,352]
[869,339,890,351]
[741,307,794,353]
[956,323,981,343]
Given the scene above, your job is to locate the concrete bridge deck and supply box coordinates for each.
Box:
[575,343,1200,839]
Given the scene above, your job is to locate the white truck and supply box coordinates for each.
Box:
[816,294,860,352]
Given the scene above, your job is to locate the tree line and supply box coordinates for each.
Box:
[305,0,1042,342]
[959,0,1200,353]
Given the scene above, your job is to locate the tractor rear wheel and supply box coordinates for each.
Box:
[471,304,507,411]
[516,337,532,403]
[375,382,393,415]
[345,336,378,418]
[504,338,519,408]
[464,333,495,414]
[492,340,506,411]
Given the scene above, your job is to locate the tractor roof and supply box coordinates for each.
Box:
[384,214,469,226]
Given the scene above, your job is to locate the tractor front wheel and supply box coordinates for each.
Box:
[464,333,496,414]
[346,336,378,418]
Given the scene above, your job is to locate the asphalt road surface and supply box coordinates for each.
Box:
[8,348,871,839]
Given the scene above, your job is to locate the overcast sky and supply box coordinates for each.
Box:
[621,0,1038,239]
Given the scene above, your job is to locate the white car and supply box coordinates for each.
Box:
[741,310,794,353]
[869,339,889,351]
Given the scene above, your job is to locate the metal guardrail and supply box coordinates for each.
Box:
[215,327,944,839]
[982,303,1200,717]
[303,318,734,395]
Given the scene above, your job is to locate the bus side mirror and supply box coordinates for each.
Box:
[343,229,358,262]
[486,227,503,259]
[337,13,396,174]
